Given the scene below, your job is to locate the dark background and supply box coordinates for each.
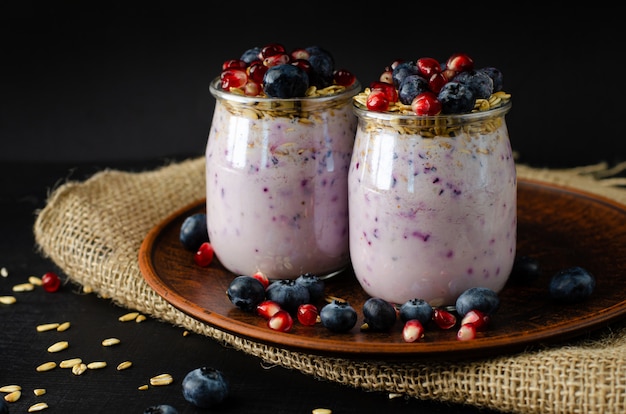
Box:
[1,3,623,168]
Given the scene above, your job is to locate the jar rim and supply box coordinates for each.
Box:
[353,99,512,123]
[209,77,362,104]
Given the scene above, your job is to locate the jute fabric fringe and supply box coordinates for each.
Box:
[33,157,626,414]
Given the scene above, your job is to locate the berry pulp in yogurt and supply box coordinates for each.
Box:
[348,102,516,306]
[206,79,360,279]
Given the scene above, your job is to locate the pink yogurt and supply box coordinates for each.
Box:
[206,79,360,279]
[348,101,516,306]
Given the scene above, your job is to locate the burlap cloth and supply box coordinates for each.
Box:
[33,157,626,414]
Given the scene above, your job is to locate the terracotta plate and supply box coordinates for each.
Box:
[139,178,626,359]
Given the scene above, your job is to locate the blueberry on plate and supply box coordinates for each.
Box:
[265,279,310,314]
[399,298,433,325]
[320,299,358,333]
[182,367,229,408]
[362,297,397,331]
[455,287,500,317]
[295,273,325,303]
[262,64,309,98]
[549,266,596,303]
[143,404,178,414]
[179,213,208,251]
[227,275,266,312]
[509,255,542,284]
[438,81,476,114]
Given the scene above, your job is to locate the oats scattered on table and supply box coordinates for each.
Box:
[72,363,87,376]
[0,267,8,277]
[4,390,21,402]
[12,282,34,292]
[28,276,42,286]
[33,389,46,396]
[28,402,49,412]
[0,385,21,393]
[36,323,60,332]
[87,361,107,370]
[57,321,71,332]
[0,296,16,305]
[118,312,139,322]
[36,362,57,372]
[59,358,82,368]
[149,373,173,386]
[101,337,120,347]
[116,361,132,371]
[47,341,68,353]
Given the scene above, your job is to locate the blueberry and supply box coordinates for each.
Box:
[265,279,310,314]
[240,46,261,64]
[262,64,310,98]
[143,405,178,414]
[397,74,430,105]
[362,297,397,331]
[182,367,229,408]
[455,287,500,317]
[438,81,476,114]
[179,213,208,251]
[0,399,8,414]
[478,67,503,92]
[399,298,433,325]
[549,266,596,303]
[453,70,494,99]
[305,45,334,88]
[226,275,266,312]
[392,61,419,88]
[320,299,358,332]
[509,255,541,284]
[295,273,325,303]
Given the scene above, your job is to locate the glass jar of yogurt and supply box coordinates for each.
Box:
[206,78,361,280]
[348,100,516,306]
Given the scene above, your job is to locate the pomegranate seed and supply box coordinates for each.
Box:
[268,309,293,332]
[378,70,393,84]
[297,304,319,326]
[370,81,398,103]
[416,57,441,78]
[251,271,270,289]
[402,319,425,343]
[366,90,389,112]
[428,73,447,94]
[333,69,356,87]
[460,309,490,331]
[441,68,457,81]
[247,61,268,84]
[256,300,281,319]
[263,53,290,68]
[193,242,214,267]
[411,92,442,116]
[457,323,477,341]
[41,271,61,293]
[260,43,286,59]
[291,58,312,73]
[220,68,247,90]
[242,81,261,96]
[433,308,457,330]
[290,48,310,60]
[222,59,247,71]
[446,52,474,73]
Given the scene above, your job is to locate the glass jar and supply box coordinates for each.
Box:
[348,101,516,306]
[206,78,361,280]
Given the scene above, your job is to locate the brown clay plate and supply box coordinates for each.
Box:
[139,178,626,359]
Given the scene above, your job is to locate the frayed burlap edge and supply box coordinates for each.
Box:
[33,157,626,414]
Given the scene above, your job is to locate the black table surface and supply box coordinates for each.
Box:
[1,159,506,414]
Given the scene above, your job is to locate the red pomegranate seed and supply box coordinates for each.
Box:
[333,69,356,87]
[457,323,477,341]
[220,68,247,90]
[416,57,441,78]
[366,90,389,112]
[446,52,474,73]
[297,304,318,326]
[428,73,447,94]
[268,309,293,332]
[256,300,281,319]
[370,81,398,103]
[460,309,490,331]
[263,53,290,68]
[291,58,312,73]
[41,271,61,293]
[251,271,270,289]
[222,59,247,71]
[402,319,425,343]
[194,242,214,267]
[411,92,442,116]
[247,61,268,84]
[433,308,457,330]
[260,43,286,59]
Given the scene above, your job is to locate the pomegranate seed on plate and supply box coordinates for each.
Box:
[297,304,319,326]
[194,242,214,267]
[251,271,270,289]
[268,309,293,332]
[457,323,477,341]
[256,300,281,319]
[402,319,425,343]
[433,308,457,330]
[460,309,490,331]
